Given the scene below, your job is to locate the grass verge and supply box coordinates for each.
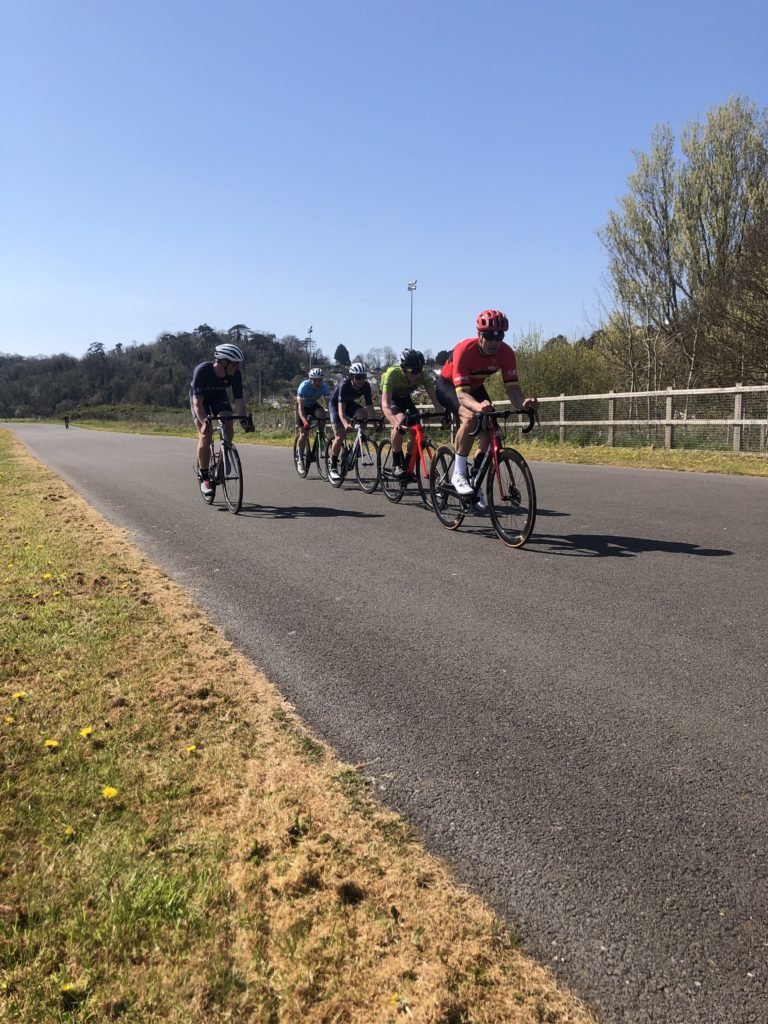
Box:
[0,431,597,1023]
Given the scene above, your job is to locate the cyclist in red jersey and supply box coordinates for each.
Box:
[435,309,538,500]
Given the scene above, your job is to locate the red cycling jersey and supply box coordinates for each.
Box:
[441,337,519,390]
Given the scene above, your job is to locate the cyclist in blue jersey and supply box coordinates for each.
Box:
[190,343,254,496]
[328,362,375,481]
[295,368,331,471]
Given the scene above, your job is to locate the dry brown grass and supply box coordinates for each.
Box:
[1,432,598,1023]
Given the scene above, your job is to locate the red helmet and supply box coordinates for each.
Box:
[476,309,509,332]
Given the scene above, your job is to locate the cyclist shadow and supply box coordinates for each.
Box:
[527,532,733,558]
[230,503,386,521]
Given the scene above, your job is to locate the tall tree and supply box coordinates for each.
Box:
[334,343,351,366]
[599,96,768,387]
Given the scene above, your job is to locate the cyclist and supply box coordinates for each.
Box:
[63,416,70,429]
[295,367,331,471]
[190,342,254,497]
[328,362,376,481]
[435,309,538,500]
[380,350,444,478]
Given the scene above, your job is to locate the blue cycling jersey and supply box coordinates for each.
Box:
[297,379,331,406]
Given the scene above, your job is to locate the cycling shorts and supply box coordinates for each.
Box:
[386,394,418,417]
[435,377,490,415]
[189,391,232,429]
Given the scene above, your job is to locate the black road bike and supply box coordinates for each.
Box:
[327,418,381,492]
[195,412,253,515]
[293,414,330,481]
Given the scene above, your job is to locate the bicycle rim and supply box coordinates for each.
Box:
[429,446,465,530]
[415,441,436,510]
[355,438,379,493]
[221,446,243,514]
[487,449,536,547]
[293,436,309,478]
[378,440,404,502]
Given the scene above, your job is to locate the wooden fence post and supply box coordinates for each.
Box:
[607,391,615,447]
[664,388,674,449]
[733,384,743,453]
[559,394,566,445]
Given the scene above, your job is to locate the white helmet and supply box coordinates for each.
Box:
[349,362,367,377]
[308,367,324,379]
[213,343,244,363]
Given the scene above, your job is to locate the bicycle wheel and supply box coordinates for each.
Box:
[317,431,329,481]
[415,440,437,510]
[486,449,536,547]
[293,435,310,478]
[429,446,465,530]
[355,437,379,493]
[378,440,404,503]
[196,459,216,505]
[328,444,348,488]
[220,445,244,514]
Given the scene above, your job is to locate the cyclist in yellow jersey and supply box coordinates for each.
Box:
[380,350,444,478]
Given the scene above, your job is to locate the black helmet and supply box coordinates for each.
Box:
[400,349,425,372]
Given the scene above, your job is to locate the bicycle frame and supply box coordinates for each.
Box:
[461,409,536,500]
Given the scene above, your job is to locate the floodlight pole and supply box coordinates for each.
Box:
[407,280,417,349]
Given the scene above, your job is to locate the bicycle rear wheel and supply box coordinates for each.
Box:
[486,449,536,547]
[355,437,379,493]
[196,460,216,504]
[328,444,348,488]
[429,446,465,530]
[415,440,437,510]
[293,436,309,478]
[378,440,404,503]
[220,445,243,514]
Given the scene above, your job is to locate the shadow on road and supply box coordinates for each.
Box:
[223,504,386,520]
[527,532,733,558]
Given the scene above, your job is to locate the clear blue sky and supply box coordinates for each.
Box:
[2,0,766,361]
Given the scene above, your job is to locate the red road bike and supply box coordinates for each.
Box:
[377,411,446,510]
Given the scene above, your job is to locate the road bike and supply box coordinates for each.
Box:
[195,412,253,515]
[326,417,382,492]
[428,408,538,547]
[377,411,447,510]
[293,414,331,480]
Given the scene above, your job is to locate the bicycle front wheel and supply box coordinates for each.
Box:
[316,432,329,480]
[221,445,244,514]
[378,440,404,503]
[293,436,309,478]
[355,437,379,493]
[487,449,536,547]
[415,441,436,510]
[429,446,465,530]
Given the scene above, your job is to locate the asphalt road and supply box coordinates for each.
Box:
[8,423,768,1024]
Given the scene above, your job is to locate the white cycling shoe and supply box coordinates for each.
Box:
[451,471,474,496]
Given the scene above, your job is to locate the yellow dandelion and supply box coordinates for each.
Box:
[12,691,27,700]
[32,593,41,599]
[53,591,61,597]
[101,786,118,799]
[185,744,197,753]
[63,826,75,837]
[4,715,15,724]
[60,983,73,993]
[45,739,60,749]
[79,726,93,738]
[42,572,54,579]
[120,583,129,589]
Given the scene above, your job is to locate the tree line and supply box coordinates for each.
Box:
[2,97,766,420]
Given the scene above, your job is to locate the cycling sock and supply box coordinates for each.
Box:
[455,454,468,476]
[473,452,484,474]
[393,450,404,466]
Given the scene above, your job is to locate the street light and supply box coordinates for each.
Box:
[407,280,417,349]
[306,326,313,368]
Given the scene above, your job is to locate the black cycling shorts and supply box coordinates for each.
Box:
[435,377,490,415]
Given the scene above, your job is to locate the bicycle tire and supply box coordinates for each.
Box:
[317,430,329,481]
[429,446,465,530]
[220,445,244,514]
[378,440,404,503]
[196,460,216,505]
[415,440,436,511]
[486,448,536,547]
[328,443,348,488]
[355,436,379,493]
[293,436,310,478]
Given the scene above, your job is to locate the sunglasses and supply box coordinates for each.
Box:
[351,374,366,380]
[481,331,505,343]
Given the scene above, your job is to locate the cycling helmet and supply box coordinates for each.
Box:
[400,349,425,372]
[308,367,324,379]
[349,362,367,377]
[213,343,244,363]
[476,309,509,333]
